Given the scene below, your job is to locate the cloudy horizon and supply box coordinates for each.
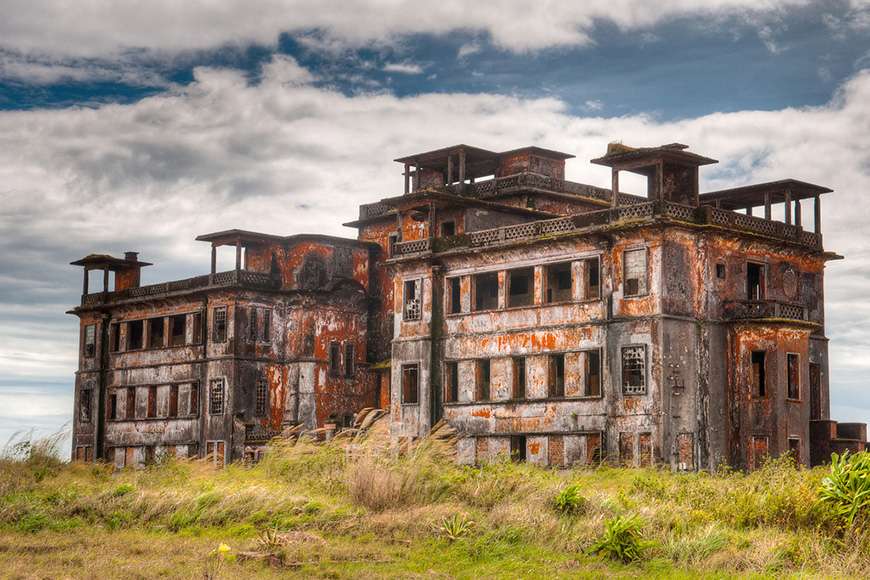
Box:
[1,0,869,452]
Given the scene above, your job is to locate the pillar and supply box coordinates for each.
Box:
[446,154,453,187]
[414,161,420,191]
[794,199,802,228]
[235,240,242,271]
[746,206,753,216]
[814,194,821,234]
[611,169,620,208]
[404,163,410,195]
[210,245,217,274]
[83,267,89,295]
[459,149,466,193]
[103,268,109,293]
[764,193,771,220]
[784,191,792,225]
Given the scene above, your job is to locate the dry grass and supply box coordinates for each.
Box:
[1,431,869,578]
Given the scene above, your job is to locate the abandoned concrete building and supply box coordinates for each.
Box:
[70,142,867,470]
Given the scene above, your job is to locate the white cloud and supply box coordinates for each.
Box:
[0,0,811,61]
[584,99,604,112]
[0,51,169,86]
[383,62,424,74]
[457,41,481,59]
[1,55,869,432]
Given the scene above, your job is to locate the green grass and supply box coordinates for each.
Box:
[1,432,870,578]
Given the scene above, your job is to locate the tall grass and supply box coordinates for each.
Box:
[1,432,869,575]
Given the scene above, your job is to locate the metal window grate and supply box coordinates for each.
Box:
[209,379,225,415]
[622,345,647,395]
[255,377,268,416]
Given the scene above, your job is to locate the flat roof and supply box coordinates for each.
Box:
[70,254,152,269]
[195,229,376,247]
[591,142,717,169]
[700,179,832,209]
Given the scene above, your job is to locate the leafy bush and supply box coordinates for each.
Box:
[552,484,586,516]
[818,451,870,529]
[112,483,136,497]
[588,514,645,563]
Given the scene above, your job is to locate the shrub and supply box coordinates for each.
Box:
[818,451,870,529]
[112,483,136,497]
[552,484,586,516]
[588,514,645,563]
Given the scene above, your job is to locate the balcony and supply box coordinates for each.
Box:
[80,269,279,307]
[388,200,823,259]
[722,300,808,322]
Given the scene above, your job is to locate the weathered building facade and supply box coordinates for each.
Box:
[70,142,865,469]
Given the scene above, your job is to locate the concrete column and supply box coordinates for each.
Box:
[83,268,89,295]
[446,154,453,187]
[459,149,466,183]
[103,268,109,292]
[235,240,242,271]
[211,245,217,274]
[794,199,802,228]
[611,169,619,208]
[404,163,410,194]
[784,191,792,225]
[746,206,753,216]
[814,195,821,234]
[414,162,420,191]
[764,193,771,220]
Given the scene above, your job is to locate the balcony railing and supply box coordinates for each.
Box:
[387,200,823,258]
[80,269,279,306]
[722,300,808,322]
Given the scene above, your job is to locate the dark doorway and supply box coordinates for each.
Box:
[747,262,764,300]
[809,363,822,420]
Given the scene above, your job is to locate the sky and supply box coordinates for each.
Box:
[1,0,869,454]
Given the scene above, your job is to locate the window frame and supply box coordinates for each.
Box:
[83,324,97,358]
[582,348,602,398]
[169,314,186,347]
[623,247,648,298]
[751,350,767,398]
[544,261,573,304]
[786,352,801,401]
[79,387,92,423]
[472,271,500,312]
[209,378,226,415]
[446,276,462,315]
[475,359,491,401]
[147,317,165,349]
[127,319,144,351]
[583,257,601,301]
[402,278,422,321]
[328,341,341,377]
[512,357,526,400]
[212,307,228,343]
[401,363,420,405]
[621,344,648,395]
[443,361,459,403]
[506,267,535,309]
[548,353,566,398]
[344,342,355,378]
[255,376,269,417]
[747,261,766,300]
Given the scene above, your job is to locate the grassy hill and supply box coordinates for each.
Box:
[1,431,869,579]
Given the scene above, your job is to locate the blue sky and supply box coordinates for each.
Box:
[0,0,869,453]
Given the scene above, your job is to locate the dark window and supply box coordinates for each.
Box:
[403,279,422,321]
[248,307,258,342]
[507,268,534,308]
[388,233,399,257]
[169,384,179,417]
[344,343,355,378]
[751,351,767,397]
[441,221,455,237]
[128,320,144,350]
[510,435,527,462]
[747,262,764,300]
[402,364,419,404]
[191,312,203,344]
[125,387,136,419]
[110,322,121,352]
[447,277,462,314]
[549,354,565,397]
[512,357,526,399]
[473,272,499,311]
[584,350,602,397]
[145,386,157,418]
[255,376,268,416]
[584,257,600,299]
[213,307,227,343]
[545,262,573,303]
[148,318,165,349]
[475,359,490,401]
[810,363,821,420]
[83,324,96,358]
[329,342,341,376]
[189,382,199,416]
[444,361,459,403]
[260,309,271,342]
[716,263,726,279]
[108,391,118,420]
[624,249,647,297]
[170,314,186,346]
[787,353,800,400]
[79,388,92,423]
[209,379,225,415]
[622,345,647,395]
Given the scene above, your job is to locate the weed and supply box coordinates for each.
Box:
[437,513,475,542]
[588,514,645,563]
[818,451,870,529]
[552,484,587,516]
